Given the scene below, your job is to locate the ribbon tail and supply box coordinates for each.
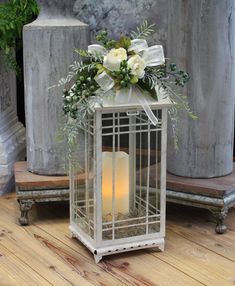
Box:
[94,71,115,92]
[134,87,158,125]
[141,99,158,125]
[115,88,121,103]
[127,85,132,101]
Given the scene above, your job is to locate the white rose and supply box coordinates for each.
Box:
[127,55,146,78]
[103,48,127,71]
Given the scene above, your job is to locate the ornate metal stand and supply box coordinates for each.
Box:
[15,162,69,225]
[166,170,235,234]
[211,208,228,234]
[18,200,34,225]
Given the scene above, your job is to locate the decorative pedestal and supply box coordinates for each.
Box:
[0,52,26,195]
[15,161,70,225]
[23,0,89,175]
[166,169,235,234]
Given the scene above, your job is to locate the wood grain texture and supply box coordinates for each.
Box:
[36,224,199,286]
[1,193,235,285]
[156,231,235,286]
[166,204,235,262]
[167,163,235,197]
[0,213,93,285]
[14,161,70,188]
[0,195,201,286]
[0,244,50,286]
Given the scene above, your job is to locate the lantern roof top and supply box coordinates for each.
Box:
[94,89,172,111]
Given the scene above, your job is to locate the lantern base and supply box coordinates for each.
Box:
[69,224,165,263]
[93,239,164,263]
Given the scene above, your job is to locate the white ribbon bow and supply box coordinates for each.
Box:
[91,40,165,125]
[129,39,165,66]
[128,39,148,53]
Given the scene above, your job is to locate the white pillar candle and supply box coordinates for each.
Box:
[102,151,130,216]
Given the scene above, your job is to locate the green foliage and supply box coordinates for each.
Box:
[62,65,99,119]
[75,48,103,64]
[115,36,131,49]
[0,0,39,75]
[141,61,196,148]
[130,20,155,40]
[95,30,116,49]
[110,60,133,88]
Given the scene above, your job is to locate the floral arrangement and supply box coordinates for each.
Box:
[54,21,195,150]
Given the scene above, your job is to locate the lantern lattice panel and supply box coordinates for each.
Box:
[70,105,168,263]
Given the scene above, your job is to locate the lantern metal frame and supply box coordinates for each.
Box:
[69,96,170,263]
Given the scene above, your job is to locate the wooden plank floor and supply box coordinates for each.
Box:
[0,193,235,286]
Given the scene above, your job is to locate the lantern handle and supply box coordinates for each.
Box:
[126,111,139,116]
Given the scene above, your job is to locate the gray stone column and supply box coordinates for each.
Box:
[23,0,89,175]
[167,0,235,178]
[0,51,26,195]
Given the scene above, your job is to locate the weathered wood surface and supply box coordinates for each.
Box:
[0,193,235,285]
[167,0,235,178]
[166,204,235,262]
[15,161,70,188]
[15,156,235,193]
[167,163,235,198]
[23,0,89,175]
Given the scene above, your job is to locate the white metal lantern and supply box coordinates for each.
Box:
[69,91,170,263]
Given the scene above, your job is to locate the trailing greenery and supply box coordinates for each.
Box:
[0,0,39,75]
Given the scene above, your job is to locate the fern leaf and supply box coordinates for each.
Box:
[130,20,155,39]
[69,61,80,72]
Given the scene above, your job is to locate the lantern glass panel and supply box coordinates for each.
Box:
[100,110,162,241]
[71,116,95,239]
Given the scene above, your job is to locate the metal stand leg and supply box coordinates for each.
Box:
[94,253,102,264]
[18,200,34,226]
[158,242,165,252]
[71,232,76,239]
[211,208,228,234]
